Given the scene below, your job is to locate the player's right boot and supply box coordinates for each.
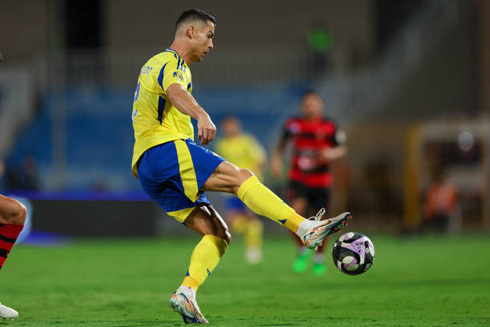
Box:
[0,302,18,320]
[300,209,352,249]
[312,261,328,276]
[292,248,313,274]
[169,287,209,324]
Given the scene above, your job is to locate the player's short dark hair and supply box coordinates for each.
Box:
[221,115,238,124]
[301,89,318,99]
[175,9,217,30]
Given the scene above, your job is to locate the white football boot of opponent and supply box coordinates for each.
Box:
[169,286,209,324]
[0,302,18,320]
[298,208,352,249]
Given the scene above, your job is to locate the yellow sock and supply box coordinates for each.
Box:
[231,215,249,234]
[237,176,305,233]
[245,218,263,249]
[181,235,228,291]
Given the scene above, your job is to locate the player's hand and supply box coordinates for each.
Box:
[318,147,348,164]
[197,113,216,145]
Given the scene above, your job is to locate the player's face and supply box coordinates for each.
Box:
[222,118,241,138]
[301,94,323,119]
[191,20,215,63]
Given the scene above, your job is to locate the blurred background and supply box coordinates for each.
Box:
[0,0,489,238]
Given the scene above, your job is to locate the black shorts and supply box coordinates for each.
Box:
[287,181,330,211]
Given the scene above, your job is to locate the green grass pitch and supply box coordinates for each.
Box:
[1,234,489,326]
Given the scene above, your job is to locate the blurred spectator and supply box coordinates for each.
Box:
[91,180,110,193]
[421,165,459,234]
[215,116,266,264]
[306,21,334,78]
[6,156,40,191]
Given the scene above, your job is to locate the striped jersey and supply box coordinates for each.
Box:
[280,116,341,188]
[131,48,193,178]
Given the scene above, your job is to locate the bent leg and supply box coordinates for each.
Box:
[0,195,26,270]
[202,161,306,233]
[180,204,230,291]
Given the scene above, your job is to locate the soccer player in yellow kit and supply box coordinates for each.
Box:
[215,116,266,264]
[131,9,352,324]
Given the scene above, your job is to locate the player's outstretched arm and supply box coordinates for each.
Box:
[167,83,216,145]
[318,145,347,164]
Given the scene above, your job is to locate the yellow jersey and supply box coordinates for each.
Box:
[131,48,193,178]
[215,134,266,180]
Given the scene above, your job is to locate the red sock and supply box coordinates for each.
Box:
[0,224,24,269]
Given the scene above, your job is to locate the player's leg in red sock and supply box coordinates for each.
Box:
[289,230,305,247]
[0,195,26,270]
[312,236,329,276]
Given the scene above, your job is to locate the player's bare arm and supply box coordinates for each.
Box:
[166,83,216,145]
[318,145,348,164]
[271,137,288,179]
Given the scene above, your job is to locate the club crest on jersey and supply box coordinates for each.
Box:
[173,71,186,84]
[288,122,301,134]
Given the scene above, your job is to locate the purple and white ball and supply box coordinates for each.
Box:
[332,232,375,275]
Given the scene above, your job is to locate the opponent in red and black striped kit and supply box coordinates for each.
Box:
[0,189,26,319]
[272,90,347,275]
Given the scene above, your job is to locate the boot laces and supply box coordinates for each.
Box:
[308,207,326,222]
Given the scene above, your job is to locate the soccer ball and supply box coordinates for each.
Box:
[332,232,375,275]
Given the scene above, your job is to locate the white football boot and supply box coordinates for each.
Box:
[299,208,352,249]
[169,286,209,324]
[0,302,18,320]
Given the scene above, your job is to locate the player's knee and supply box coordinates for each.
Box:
[10,200,26,225]
[1,198,27,225]
[209,227,231,244]
[219,229,232,245]
[17,203,27,225]
[229,168,255,194]
[214,220,232,244]
[238,168,254,181]
[234,168,254,188]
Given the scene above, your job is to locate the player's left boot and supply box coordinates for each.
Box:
[169,287,209,324]
[300,209,351,249]
[0,302,18,320]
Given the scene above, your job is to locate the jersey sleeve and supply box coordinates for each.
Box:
[159,57,189,93]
